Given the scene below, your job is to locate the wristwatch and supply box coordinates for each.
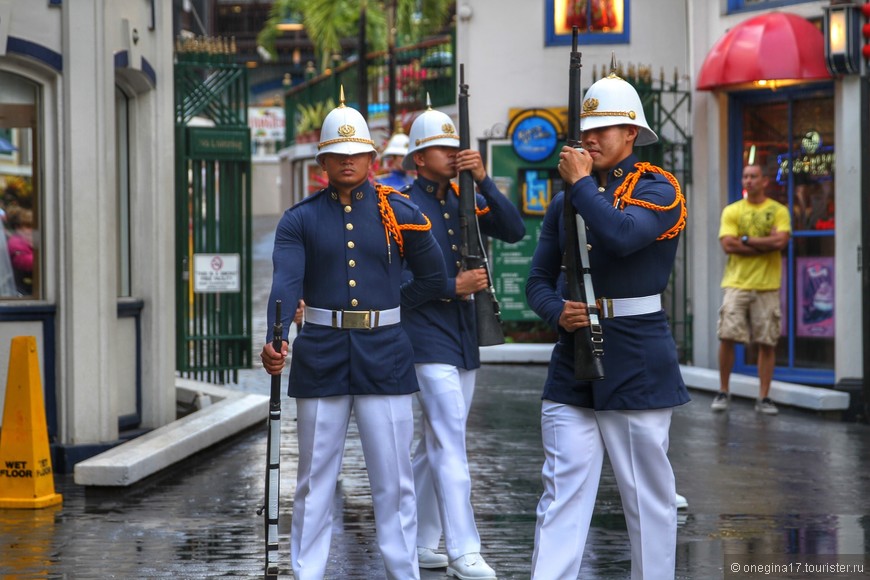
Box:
[740,235,750,245]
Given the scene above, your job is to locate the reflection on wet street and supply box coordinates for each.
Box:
[2,361,870,579]
[3,216,869,579]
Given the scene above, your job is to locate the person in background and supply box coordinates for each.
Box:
[260,91,447,580]
[377,122,415,190]
[525,68,689,579]
[6,206,34,296]
[400,102,525,579]
[712,163,791,415]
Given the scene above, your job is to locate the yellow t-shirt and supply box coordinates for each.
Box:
[719,197,791,290]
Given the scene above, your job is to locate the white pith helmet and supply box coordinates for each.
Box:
[403,94,460,171]
[382,130,409,158]
[579,63,658,147]
[316,86,376,163]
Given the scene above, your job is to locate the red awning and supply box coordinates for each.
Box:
[697,12,831,91]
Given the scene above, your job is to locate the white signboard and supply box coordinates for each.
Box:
[193,254,241,293]
[249,107,285,141]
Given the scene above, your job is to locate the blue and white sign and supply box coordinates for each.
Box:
[512,115,558,163]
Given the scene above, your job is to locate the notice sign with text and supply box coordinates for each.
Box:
[194,254,241,293]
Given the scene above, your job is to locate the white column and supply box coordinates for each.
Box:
[60,1,119,444]
[834,76,863,381]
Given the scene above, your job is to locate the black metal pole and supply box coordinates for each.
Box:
[358,5,368,121]
[861,74,870,423]
[388,0,397,132]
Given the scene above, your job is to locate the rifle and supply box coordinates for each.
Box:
[562,28,604,380]
[257,299,283,578]
[458,64,505,347]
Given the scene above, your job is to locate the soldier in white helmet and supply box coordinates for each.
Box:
[377,121,415,190]
[526,67,688,579]
[261,88,446,580]
[400,97,525,579]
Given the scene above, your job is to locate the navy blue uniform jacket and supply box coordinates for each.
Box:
[266,181,447,398]
[525,154,690,410]
[402,175,525,369]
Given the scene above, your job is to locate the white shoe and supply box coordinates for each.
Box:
[447,553,496,579]
[676,492,688,510]
[417,546,448,569]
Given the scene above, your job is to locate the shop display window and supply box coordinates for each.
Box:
[546,0,629,46]
[0,71,40,300]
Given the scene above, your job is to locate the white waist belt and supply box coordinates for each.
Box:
[304,306,401,329]
[596,294,662,319]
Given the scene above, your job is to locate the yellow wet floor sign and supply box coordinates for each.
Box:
[0,336,62,508]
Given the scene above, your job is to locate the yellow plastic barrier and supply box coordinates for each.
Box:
[0,336,63,508]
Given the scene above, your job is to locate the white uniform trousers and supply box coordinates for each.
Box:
[292,395,420,580]
[411,363,482,560]
[531,402,676,580]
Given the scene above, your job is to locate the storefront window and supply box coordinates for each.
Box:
[546,0,629,45]
[737,91,835,382]
[0,71,40,300]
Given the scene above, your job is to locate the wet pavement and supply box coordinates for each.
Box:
[3,216,870,579]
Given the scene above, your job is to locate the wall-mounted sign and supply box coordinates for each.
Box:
[193,254,241,293]
[510,113,559,163]
[188,128,250,160]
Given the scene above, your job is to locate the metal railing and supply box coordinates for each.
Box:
[284,33,456,145]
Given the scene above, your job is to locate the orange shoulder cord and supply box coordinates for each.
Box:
[612,162,687,240]
[449,182,491,216]
[376,184,431,258]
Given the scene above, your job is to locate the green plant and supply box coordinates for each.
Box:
[258,0,453,71]
[295,98,335,135]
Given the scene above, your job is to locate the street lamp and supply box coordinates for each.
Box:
[823,1,861,75]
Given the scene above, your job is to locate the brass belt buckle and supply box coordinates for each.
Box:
[596,298,615,319]
[339,310,372,329]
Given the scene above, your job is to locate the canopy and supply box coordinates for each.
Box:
[697,12,831,91]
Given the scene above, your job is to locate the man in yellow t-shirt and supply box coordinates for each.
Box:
[714,164,791,415]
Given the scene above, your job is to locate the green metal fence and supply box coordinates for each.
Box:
[284,33,456,144]
[633,66,693,364]
[174,38,253,383]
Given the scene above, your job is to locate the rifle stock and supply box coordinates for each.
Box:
[262,300,283,578]
[563,28,605,381]
[458,64,505,347]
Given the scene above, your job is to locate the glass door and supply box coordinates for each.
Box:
[731,87,835,385]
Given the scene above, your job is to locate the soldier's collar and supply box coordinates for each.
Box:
[414,174,443,196]
[327,180,374,202]
[600,154,639,187]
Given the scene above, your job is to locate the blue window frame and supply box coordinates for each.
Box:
[545,0,630,46]
[728,85,836,387]
[727,0,815,14]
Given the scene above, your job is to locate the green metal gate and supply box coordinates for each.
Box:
[174,38,252,383]
[635,66,693,364]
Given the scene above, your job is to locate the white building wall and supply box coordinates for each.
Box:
[457,0,690,142]
[0,0,176,446]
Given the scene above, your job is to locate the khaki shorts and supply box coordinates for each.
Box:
[717,287,782,346]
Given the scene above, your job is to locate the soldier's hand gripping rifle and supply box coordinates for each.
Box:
[563,28,604,380]
[458,64,505,347]
[257,300,283,578]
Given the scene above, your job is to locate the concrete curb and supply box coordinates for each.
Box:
[479,343,849,411]
[73,380,268,487]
